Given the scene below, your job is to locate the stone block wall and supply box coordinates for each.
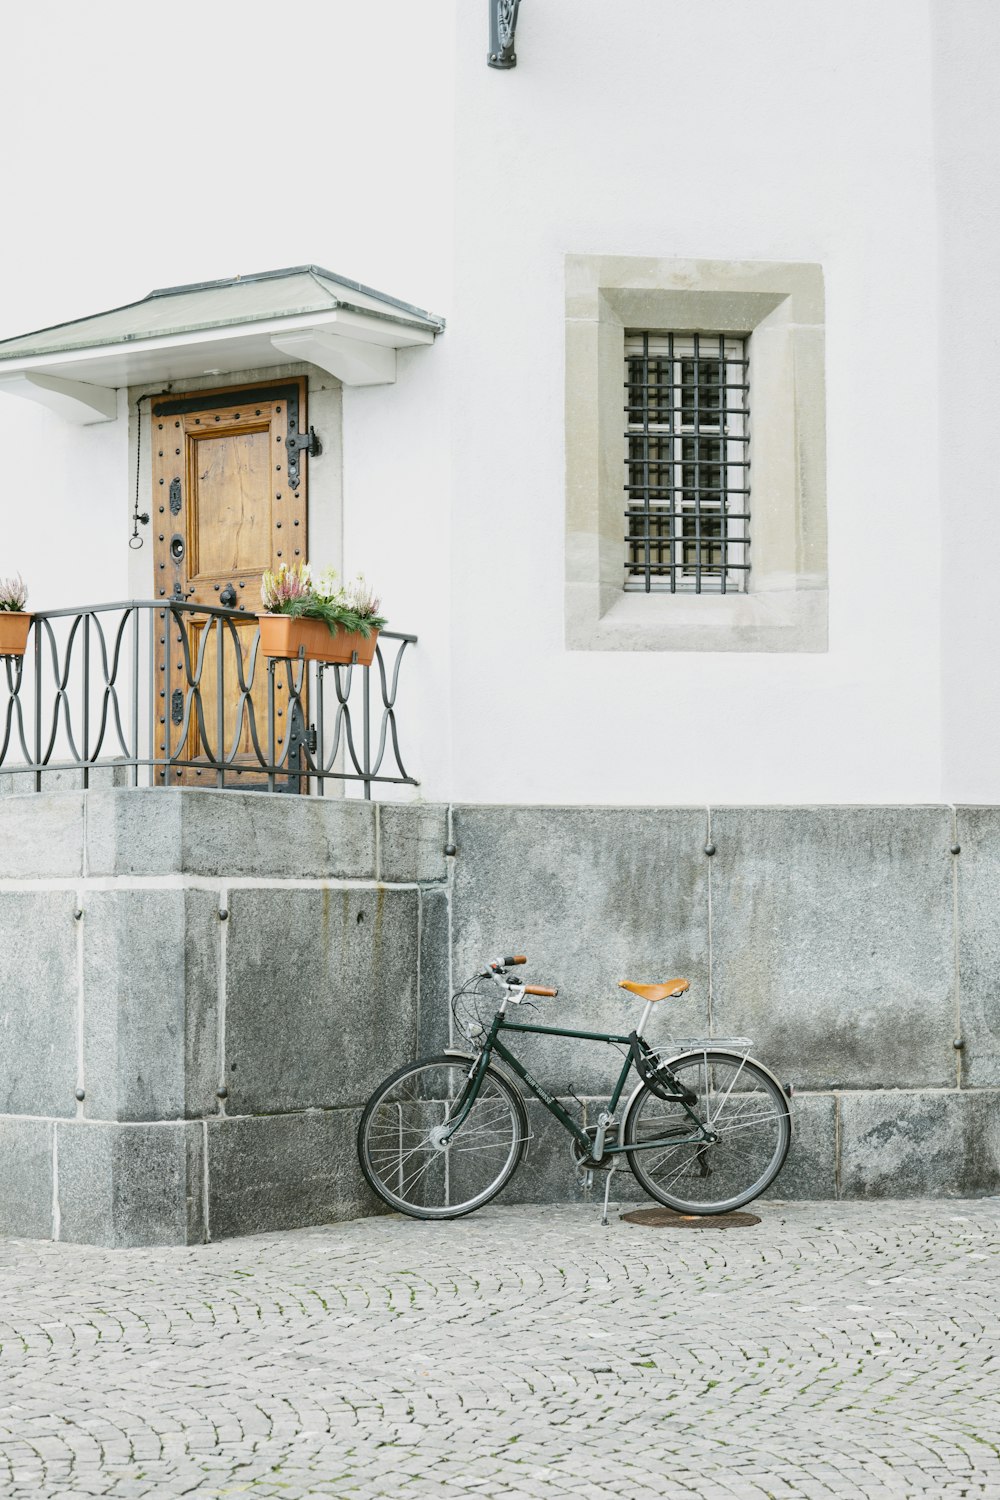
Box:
[448,805,1000,1203]
[1,792,999,1246]
[0,789,446,1246]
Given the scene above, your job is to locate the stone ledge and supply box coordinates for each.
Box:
[85,787,379,880]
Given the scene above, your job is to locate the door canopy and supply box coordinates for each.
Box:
[0,265,445,424]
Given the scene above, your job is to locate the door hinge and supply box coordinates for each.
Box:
[285,422,320,490]
[286,711,317,756]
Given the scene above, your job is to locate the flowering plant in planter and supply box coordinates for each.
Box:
[0,574,31,657]
[258,562,387,664]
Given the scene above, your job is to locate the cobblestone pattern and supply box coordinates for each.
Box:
[3,1201,1000,1497]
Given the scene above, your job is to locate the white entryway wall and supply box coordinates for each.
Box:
[1,2,996,805]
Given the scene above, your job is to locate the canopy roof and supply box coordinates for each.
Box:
[0,265,445,421]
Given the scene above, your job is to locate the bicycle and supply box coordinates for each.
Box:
[357,954,792,1224]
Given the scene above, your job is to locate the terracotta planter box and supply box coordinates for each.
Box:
[0,612,31,657]
[257,613,379,666]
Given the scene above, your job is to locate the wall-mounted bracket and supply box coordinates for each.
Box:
[269,329,399,386]
[0,371,117,425]
[488,0,520,68]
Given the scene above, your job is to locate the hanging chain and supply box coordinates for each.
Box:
[129,394,152,549]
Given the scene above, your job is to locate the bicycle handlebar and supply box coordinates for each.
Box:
[488,954,527,972]
[483,955,558,996]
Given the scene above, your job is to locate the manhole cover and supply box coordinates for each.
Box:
[622,1207,761,1228]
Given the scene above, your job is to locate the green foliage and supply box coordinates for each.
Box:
[260,562,387,637]
[278,593,387,639]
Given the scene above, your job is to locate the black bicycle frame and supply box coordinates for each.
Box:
[446,1009,712,1159]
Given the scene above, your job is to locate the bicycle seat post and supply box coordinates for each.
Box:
[637,1000,654,1037]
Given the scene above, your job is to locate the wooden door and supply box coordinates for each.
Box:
[151,381,309,786]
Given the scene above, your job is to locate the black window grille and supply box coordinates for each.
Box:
[624,332,750,594]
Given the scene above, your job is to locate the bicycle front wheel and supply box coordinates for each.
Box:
[358,1054,528,1220]
[623,1050,791,1214]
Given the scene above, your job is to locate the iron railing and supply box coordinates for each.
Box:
[0,601,418,799]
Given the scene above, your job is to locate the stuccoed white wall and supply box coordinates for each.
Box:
[0,0,456,796]
[0,393,127,611]
[0,7,454,616]
[448,0,942,804]
[343,342,454,803]
[934,0,1000,803]
[4,1,994,808]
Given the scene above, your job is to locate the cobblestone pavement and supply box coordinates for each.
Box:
[2,1201,1000,1499]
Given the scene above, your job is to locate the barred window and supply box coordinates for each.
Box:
[624,332,749,594]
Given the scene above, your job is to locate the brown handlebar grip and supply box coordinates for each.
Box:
[524,985,558,997]
[504,954,528,966]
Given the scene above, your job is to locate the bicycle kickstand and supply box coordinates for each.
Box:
[600,1157,620,1228]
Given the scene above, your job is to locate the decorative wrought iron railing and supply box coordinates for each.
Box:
[0,601,417,799]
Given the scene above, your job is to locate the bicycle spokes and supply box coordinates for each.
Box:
[358,1057,528,1220]
[625,1052,790,1214]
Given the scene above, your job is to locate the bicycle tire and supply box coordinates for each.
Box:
[623,1049,791,1215]
[357,1053,529,1220]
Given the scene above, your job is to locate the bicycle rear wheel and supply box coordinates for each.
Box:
[623,1050,791,1214]
[358,1054,528,1220]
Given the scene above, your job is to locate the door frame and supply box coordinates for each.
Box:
[150,378,309,785]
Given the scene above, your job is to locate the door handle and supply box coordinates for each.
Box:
[220,583,237,607]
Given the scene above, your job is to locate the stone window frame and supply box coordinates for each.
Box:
[565,255,827,653]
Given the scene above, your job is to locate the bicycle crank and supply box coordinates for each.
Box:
[570,1125,615,1173]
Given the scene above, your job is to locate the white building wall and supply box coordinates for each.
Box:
[448,0,942,804]
[0,0,457,796]
[0,396,126,611]
[933,0,1000,804]
[3,1,994,808]
[0,1,455,596]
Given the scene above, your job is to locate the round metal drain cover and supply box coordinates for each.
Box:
[622,1207,761,1229]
